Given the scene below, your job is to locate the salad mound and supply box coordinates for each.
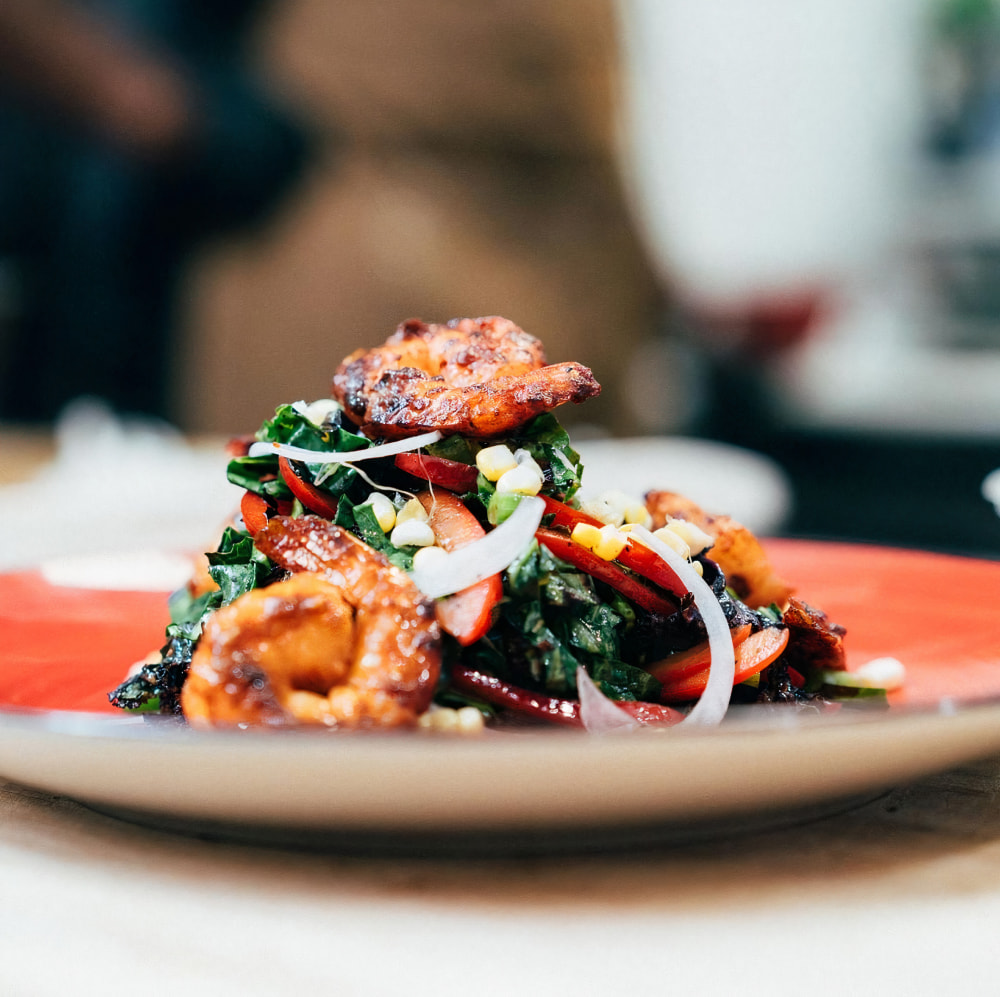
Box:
[110,317,879,732]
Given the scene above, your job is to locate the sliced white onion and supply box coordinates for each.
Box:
[247,431,443,464]
[408,496,544,599]
[576,666,640,734]
[631,525,735,727]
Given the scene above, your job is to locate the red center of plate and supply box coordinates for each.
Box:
[1,540,998,714]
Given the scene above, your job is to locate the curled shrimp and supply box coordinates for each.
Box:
[332,316,601,438]
[180,517,441,729]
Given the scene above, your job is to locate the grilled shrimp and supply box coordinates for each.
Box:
[332,316,601,438]
[180,517,441,729]
[645,490,794,610]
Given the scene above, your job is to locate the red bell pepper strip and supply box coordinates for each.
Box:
[278,457,340,519]
[645,624,753,684]
[540,496,687,600]
[618,538,689,600]
[240,490,270,535]
[417,491,503,646]
[540,494,602,530]
[658,626,790,703]
[535,528,678,617]
[450,666,682,727]
[395,452,479,493]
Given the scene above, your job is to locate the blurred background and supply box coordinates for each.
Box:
[1,0,999,557]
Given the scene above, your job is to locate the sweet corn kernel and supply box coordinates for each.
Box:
[390,519,435,547]
[395,497,429,525]
[652,525,691,559]
[623,502,652,528]
[579,490,644,527]
[664,516,713,556]
[456,706,486,733]
[513,448,544,477]
[417,706,487,734]
[476,444,518,481]
[571,521,602,549]
[579,497,623,526]
[411,545,448,571]
[496,462,543,495]
[592,524,627,561]
[363,492,396,532]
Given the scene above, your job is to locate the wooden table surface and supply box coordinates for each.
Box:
[4,757,1000,996]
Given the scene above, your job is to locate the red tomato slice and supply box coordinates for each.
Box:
[240,490,270,535]
[278,457,339,519]
[658,626,790,703]
[417,491,502,646]
[395,453,479,493]
[535,528,678,616]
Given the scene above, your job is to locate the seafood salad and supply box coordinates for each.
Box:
[111,316,883,733]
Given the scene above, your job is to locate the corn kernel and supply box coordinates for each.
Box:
[390,519,435,547]
[363,492,396,532]
[456,706,486,733]
[418,706,486,734]
[476,444,518,482]
[579,497,623,526]
[513,448,544,477]
[652,525,691,559]
[395,497,429,525]
[592,524,627,561]
[623,502,652,528]
[411,545,448,572]
[664,517,713,556]
[571,521,602,550]
[579,490,644,527]
[496,462,543,495]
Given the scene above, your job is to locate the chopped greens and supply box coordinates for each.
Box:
[109,527,281,713]
[110,392,835,724]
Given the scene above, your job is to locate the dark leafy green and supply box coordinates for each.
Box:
[226,403,370,503]
[461,539,662,702]
[109,528,279,712]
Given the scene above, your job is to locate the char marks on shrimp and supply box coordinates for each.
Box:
[332,316,600,439]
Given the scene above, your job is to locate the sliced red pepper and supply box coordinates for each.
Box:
[449,666,682,727]
[645,624,753,684]
[658,626,790,703]
[541,496,687,600]
[396,453,479,493]
[240,490,270,535]
[417,491,502,646]
[278,457,339,519]
[541,494,602,531]
[535,528,677,616]
[618,538,689,600]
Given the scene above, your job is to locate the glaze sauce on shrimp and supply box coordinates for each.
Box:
[333,316,600,439]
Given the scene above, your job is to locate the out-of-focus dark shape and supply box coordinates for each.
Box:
[179,0,661,438]
[0,0,310,423]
